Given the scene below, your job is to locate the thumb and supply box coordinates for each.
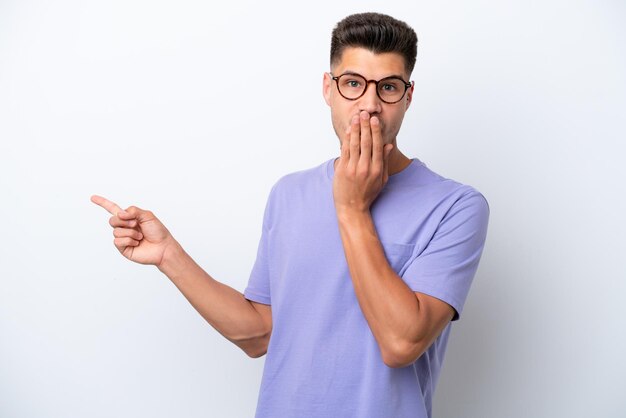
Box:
[384,144,393,159]
[120,205,154,223]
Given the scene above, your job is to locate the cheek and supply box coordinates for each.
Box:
[331,106,352,130]
[330,109,348,141]
[380,112,405,141]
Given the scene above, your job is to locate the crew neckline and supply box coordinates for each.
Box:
[325,157,423,184]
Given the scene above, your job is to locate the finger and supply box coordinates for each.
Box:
[117,210,135,220]
[91,195,124,216]
[109,216,137,229]
[358,111,372,169]
[113,227,143,241]
[348,114,360,171]
[124,206,156,224]
[371,116,384,174]
[114,237,140,249]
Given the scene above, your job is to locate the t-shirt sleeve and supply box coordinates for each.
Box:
[401,189,490,321]
[243,186,274,305]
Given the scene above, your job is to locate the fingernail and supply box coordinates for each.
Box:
[360,111,369,119]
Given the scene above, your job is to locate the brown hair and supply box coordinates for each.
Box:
[330,12,418,74]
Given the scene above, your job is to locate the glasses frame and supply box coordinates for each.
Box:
[330,72,413,104]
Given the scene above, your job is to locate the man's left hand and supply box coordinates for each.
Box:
[333,110,394,215]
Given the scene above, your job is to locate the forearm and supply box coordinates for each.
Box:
[157,242,270,356]
[336,210,423,360]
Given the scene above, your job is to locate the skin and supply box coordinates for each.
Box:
[91,46,454,368]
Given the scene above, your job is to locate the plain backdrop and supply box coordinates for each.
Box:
[1,0,625,417]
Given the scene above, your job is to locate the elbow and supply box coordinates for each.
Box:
[244,333,270,358]
[381,339,426,369]
[235,331,271,359]
[381,352,416,369]
[244,346,267,358]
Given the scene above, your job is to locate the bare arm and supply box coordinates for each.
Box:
[158,242,272,357]
[91,195,272,357]
[336,209,453,368]
[332,113,453,368]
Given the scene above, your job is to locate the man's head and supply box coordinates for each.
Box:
[330,12,417,77]
[324,13,418,147]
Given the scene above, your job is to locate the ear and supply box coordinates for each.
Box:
[404,81,415,111]
[323,72,332,106]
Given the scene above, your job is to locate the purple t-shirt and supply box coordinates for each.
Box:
[244,157,489,418]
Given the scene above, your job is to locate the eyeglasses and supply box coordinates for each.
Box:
[330,72,413,104]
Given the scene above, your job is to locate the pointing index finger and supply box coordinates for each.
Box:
[90,194,123,216]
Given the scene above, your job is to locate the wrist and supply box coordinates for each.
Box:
[335,206,372,227]
[157,239,188,276]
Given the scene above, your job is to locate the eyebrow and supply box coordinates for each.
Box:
[340,70,407,80]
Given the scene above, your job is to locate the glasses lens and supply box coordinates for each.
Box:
[337,74,367,99]
[377,77,406,103]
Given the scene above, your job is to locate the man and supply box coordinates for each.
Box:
[92,12,489,418]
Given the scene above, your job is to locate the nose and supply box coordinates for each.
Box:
[359,81,382,115]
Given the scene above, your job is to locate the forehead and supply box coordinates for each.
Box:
[332,47,408,79]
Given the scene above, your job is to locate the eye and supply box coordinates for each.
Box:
[343,79,362,89]
[381,83,397,91]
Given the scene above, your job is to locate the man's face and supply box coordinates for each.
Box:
[323,47,414,146]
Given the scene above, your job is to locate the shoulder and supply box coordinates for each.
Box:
[261,159,333,227]
[395,159,490,216]
[385,159,489,229]
[429,178,490,227]
[425,176,490,237]
[269,158,333,198]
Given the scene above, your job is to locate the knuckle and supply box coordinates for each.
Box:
[357,167,369,177]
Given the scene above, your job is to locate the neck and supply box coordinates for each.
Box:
[387,146,412,176]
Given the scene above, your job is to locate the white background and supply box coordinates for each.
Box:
[1,1,625,417]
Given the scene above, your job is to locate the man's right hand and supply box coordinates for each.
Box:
[91,195,177,267]
[91,195,272,357]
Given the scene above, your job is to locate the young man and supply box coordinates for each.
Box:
[92,12,489,418]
